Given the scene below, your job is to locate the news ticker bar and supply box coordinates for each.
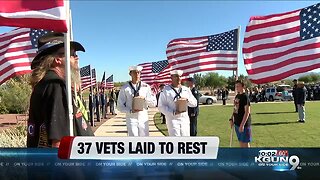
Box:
[58,136,220,160]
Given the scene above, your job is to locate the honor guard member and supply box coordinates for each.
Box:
[117,65,157,136]
[158,70,197,136]
[187,77,200,136]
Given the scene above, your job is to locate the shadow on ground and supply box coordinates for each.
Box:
[255,112,296,115]
[251,121,298,126]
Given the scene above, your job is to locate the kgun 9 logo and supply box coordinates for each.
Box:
[255,150,300,170]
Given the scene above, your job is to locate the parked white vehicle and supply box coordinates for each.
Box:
[265,85,292,101]
[199,93,217,104]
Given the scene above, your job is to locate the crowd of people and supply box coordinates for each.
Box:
[87,88,119,125]
[242,83,319,103]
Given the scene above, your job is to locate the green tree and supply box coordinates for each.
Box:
[193,73,205,89]
[283,79,294,86]
[298,75,312,83]
[309,73,320,83]
[0,75,32,114]
[238,74,253,88]
[114,82,126,88]
[204,73,227,95]
[227,76,236,91]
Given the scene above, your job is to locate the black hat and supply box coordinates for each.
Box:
[293,79,298,82]
[31,32,85,69]
[187,77,196,83]
[159,84,165,88]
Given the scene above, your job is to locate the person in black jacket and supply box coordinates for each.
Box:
[187,78,200,136]
[100,89,106,119]
[94,89,100,122]
[28,32,94,148]
[221,87,227,105]
[292,79,298,112]
[89,89,94,126]
[296,81,307,123]
[156,84,166,124]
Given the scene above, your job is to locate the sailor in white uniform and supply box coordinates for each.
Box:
[117,65,157,136]
[158,70,197,136]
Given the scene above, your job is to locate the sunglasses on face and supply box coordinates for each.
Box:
[56,51,78,57]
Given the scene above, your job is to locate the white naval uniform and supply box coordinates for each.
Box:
[117,81,156,136]
[158,85,197,136]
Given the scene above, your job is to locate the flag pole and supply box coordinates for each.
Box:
[64,0,73,136]
[70,10,73,40]
[69,9,82,99]
[104,71,106,92]
[235,26,241,94]
[89,65,94,127]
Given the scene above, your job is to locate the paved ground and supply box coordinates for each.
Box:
[94,107,164,137]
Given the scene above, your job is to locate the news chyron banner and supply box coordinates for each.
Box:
[58,137,220,160]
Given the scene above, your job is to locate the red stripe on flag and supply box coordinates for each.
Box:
[245,15,300,32]
[251,63,320,84]
[167,49,207,60]
[0,53,35,67]
[244,41,320,65]
[247,53,320,75]
[0,17,67,32]
[249,9,300,21]
[0,70,31,85]
[0,0,64,12]
[243,26,300,43]
[242,37,300,54]
[0,62,31,75]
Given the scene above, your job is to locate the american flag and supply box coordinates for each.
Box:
[80,65,91,90]
[166,29,238,76]
[0,28,49,85]
[139,60,169,85]
[139,60,188,94]
[105,75,114,89]
[100,71,105,89]
[91,68,97,86]
[0,0,67,32]
[243,3,320,84]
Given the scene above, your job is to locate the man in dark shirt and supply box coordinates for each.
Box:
[230,80,252,148]
[292,79,298,112]
[156,84,166,124]
[95,90,101,122]
[296,82,307,123]
[100,89,106,119]
[187,78,200,136]
[89,89,94,126]
[27,32,94,148]
[109,89,117,115]
[221,87,227,105]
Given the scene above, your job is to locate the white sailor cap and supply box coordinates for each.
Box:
[129,65,143,71]
[170,70,183,76]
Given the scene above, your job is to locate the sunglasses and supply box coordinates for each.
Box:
[56,51,78,57]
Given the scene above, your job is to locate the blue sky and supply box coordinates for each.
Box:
[1,1,319,82]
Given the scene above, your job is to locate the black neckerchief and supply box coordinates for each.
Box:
[129,81,141,97]
[171,85,182,101]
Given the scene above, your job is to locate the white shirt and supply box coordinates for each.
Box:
[158,85,197,118]
[117,81,156,114]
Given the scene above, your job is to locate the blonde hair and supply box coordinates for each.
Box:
[30,55,55,88]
